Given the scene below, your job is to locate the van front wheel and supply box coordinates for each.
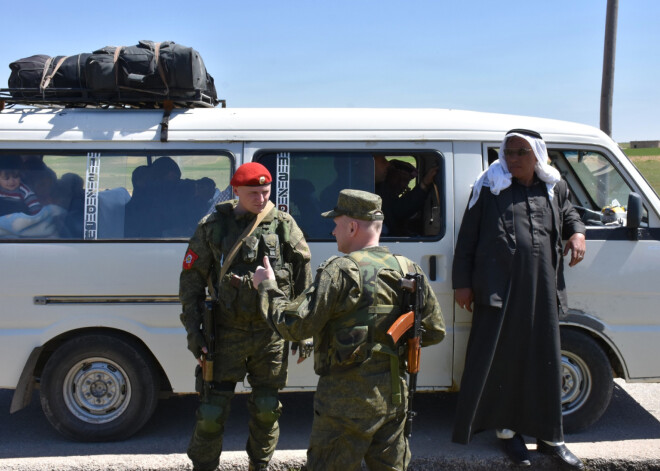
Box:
[40,334,160,441]
[560,329,613,432]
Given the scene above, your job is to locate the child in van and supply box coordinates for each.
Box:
[0,156,43,217]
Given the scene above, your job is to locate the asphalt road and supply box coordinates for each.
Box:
[0,379,659,470]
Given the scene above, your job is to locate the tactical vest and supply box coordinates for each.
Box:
[317,248,413,404]
[210,205,291,324]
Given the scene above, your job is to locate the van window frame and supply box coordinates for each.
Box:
[253,148,446,243]
[0,149,235,243]
[482,142,653,238]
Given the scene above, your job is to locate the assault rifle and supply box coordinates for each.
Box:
[386,272,424,438]
[201,300,216,392]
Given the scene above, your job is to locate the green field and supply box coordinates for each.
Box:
[622,147,660,194]
[632,159,660,194]
[624,147,660,157]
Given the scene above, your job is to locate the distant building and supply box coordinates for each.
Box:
[630,140,660,148]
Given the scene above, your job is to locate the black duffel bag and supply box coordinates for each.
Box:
[8,54,50,96]
[9,53,90,97]
[49,54,91,89]
[86,40,217,102]
[157,41,217,99]
[86,46,124,94]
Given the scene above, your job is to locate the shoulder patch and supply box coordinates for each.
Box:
[182,248,199,270]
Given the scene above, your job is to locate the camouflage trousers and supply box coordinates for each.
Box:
[187,325,289,470]
[306,408,410,471]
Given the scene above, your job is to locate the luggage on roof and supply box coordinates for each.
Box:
[3,40,220,108]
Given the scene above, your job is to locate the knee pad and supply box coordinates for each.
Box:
[196,394,231,435]
[251,389,281,426]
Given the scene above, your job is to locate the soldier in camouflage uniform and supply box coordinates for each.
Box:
[179,162,312,471]
[253,189,446,470]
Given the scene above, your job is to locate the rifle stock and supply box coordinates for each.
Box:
[202,300,215,383]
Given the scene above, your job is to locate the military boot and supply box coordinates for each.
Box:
[248,462,268,471]
[192,464,217,471]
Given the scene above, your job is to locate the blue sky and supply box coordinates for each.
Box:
[1,1,658,142]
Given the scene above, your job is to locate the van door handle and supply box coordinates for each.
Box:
[429,255,437,281]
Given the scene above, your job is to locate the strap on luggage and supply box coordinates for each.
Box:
[113,46,123,89]
[153,42,169,96]
[40,56,69,91]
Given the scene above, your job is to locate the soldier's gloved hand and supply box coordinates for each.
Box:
[186,329,208,359]
[292,338,314,364]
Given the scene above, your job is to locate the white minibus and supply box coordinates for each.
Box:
[0,105,658,441]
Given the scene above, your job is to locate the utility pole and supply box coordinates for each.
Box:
[600,0,618,137]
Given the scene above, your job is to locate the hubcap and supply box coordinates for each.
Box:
[62,357,132,424]
[561,350,592,415]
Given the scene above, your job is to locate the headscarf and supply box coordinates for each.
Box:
[467,129,561,209]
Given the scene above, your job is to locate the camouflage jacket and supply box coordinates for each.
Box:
[180,200,312,337]
[258,245,445,417]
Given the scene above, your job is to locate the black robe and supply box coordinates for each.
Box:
[452,178,582,444]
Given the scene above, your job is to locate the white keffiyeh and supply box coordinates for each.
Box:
[468,131,561,209]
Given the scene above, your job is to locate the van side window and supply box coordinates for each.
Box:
[548,149,648,227]
[256,150,444,241]
[0,152,232,240]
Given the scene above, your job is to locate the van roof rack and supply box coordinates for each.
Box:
[0,87,226,109]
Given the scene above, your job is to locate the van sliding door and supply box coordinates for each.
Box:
[245,142,455,389]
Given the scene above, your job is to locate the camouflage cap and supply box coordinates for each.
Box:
[321,189,384,221]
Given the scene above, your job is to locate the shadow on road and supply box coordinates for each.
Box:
[568,382,660,442]
[1,381,658,459]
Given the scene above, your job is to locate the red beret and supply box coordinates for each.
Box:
[230,162,272,187]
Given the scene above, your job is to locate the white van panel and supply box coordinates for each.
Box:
[565,239,660,379]
[244,141,455,388]
[0,242,188,388]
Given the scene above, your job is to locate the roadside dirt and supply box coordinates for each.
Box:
[627,154,660,162]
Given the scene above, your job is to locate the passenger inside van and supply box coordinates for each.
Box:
[318,158,373,237]
[56,172,85,238]
[0,155,42,217]
[376,157,438,236]
[22,163,58,207]
[0,155,70,238]
[289,178,321,238]
[124,157,218,238]
[125,157,186,237]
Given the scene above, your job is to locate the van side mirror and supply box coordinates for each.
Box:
[627,192,642,240]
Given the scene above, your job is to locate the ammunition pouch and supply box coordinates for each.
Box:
[332,325,371,368]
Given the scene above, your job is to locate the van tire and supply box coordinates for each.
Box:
[560,329,613,433]
[40,333,160,441]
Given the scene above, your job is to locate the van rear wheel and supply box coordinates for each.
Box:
[560,329,613,432]
[40,334,160,441]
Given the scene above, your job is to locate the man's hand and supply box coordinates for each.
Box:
[455,287,474,313]
[186,329,208,360]
[421,167,439,191]
[291,339,314,364]
[253,256,276,288]
[564,233,587,267]
[197,346,208,367]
